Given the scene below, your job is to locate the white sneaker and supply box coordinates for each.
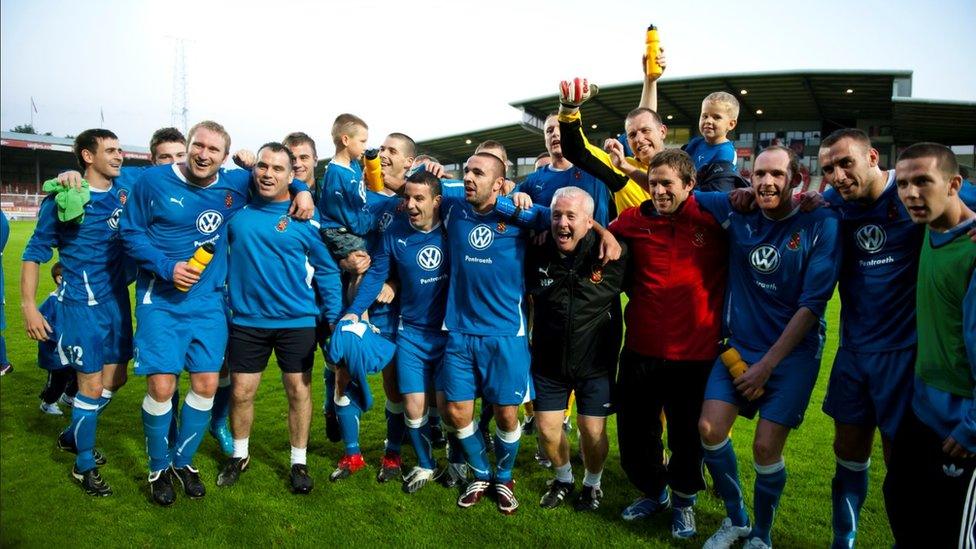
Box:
[743,537,771,549]
[703,517,752,549]
[59,393,75,408]
[39,401,63,416]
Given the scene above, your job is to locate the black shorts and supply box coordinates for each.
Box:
[227,325,317,374]
[533,371,614,417]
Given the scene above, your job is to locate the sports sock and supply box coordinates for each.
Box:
[290,446,307,466]
[478,402,493,434]
[752,460,787,545]
[210,375,231,431]
[96,388,114,414]
[493,425,522,483]
[142,394,174,473]
[702,437,749,527]
[831,458,869,548]
[384,399,406,454]
[173,390,214,468]
[406,415,435,470]
[334,394,361,456]
[457,422,491,480]
[233,437,249,459]
[583,469,603,489]
[673,489,698,509]
[168,386,180,450]
[69,394,100,472]
[444,425,465,465]
[554,462,573,484]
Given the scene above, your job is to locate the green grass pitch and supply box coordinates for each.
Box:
[0,219,892,547]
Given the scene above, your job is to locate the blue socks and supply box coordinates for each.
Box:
[444,425,465,465]
[385,400,406,455]
[173,391,214,468]
[406,415,435,469]
[69,394,100,472]
[210,375,231,431]
[335,394,362,456]
[142,394,174,473]
[493,425,522,483]
[831,458,869,549]
[703,438,750,528]
[752,460,787,545]
[168,386,180,449]
[457,422,491,481]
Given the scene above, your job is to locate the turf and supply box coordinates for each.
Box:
[0,219,892,547]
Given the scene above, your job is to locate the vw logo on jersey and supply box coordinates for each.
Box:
[107,208,122,230]
[196,209,224,235]
[750,244,781,274]
[468,224,494,250]
[855,224,886,253]
[417,245,443,271]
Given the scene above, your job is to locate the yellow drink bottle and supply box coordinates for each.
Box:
[719,345,764,398]
[176,242,215,292]
[645,24,662,77]
[363,148,384,192]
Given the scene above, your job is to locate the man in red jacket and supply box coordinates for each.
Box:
[608,149,728,539]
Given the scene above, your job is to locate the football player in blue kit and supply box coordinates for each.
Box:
[215,143,342,495]
[119,121,313,506]
[21,129,132,496]
[815,128,976,548]
[695,146,841,549]
[345,169,452,493]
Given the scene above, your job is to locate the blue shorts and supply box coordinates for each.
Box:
[822,347,915,440]
[396,325,447,395]
[133,297,228,376]
[704,351,821,428]
[57,297,133,374]
[441,332,532,406]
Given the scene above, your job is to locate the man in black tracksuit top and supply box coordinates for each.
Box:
[525,186,627,512]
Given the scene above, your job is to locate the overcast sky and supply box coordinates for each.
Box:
[2,0,974,158]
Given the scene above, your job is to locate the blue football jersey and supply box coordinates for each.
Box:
[23,183,130,304]
[683,137,737,171]
[227,199,343,328]
[362,191,401,333]
[824,171,923,352]
[442,194,531,336]
[517,164,615,225]
[348,215,449,331]
[697,192,841,358]
[318,161,371,235]
[119,163,251,305]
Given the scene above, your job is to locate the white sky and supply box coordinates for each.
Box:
[2,0,974,158]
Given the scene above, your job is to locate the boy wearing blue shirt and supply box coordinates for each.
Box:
[345,169,452,493]
[119,120,313,506]
[318,113,371,261]
[214,143,342,495]
[696,146,841,549]
[21,129,133,496]
[885,143,976,548]
[683,92,739,172]
[37,262,72,415]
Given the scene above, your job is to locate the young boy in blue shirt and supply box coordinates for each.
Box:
[683,91,739,172]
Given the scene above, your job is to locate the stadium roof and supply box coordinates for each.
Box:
[1,131,151,160]
[415,70,976,164]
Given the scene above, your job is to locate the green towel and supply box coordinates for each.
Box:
[42,178,90,223]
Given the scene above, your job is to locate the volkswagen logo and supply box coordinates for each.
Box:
[750,244,781,274]
[107,208,122,230]
[196,209,224,235]
[855,224,886,253]
[417,245,443,271]
[468,224,494,250]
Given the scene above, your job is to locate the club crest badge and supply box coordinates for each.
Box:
[275,215,290,233]
[788,232,801,251]
[590,264,604,284]
[118,189,128,206]
[692,228,706,248]
[496,221,506,233]
[225,191,234,208]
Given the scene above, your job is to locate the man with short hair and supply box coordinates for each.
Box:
[696,146,840,549]
[525,186,627,512]
[120,120,313,506]
[885,143,976,548]
[607,149,728,536]
[282,132,318,196]
[22,129,131,496]
[149,127,187,165]
[215,143,341,494]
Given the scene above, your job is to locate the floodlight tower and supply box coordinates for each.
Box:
[170,39,189,133]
